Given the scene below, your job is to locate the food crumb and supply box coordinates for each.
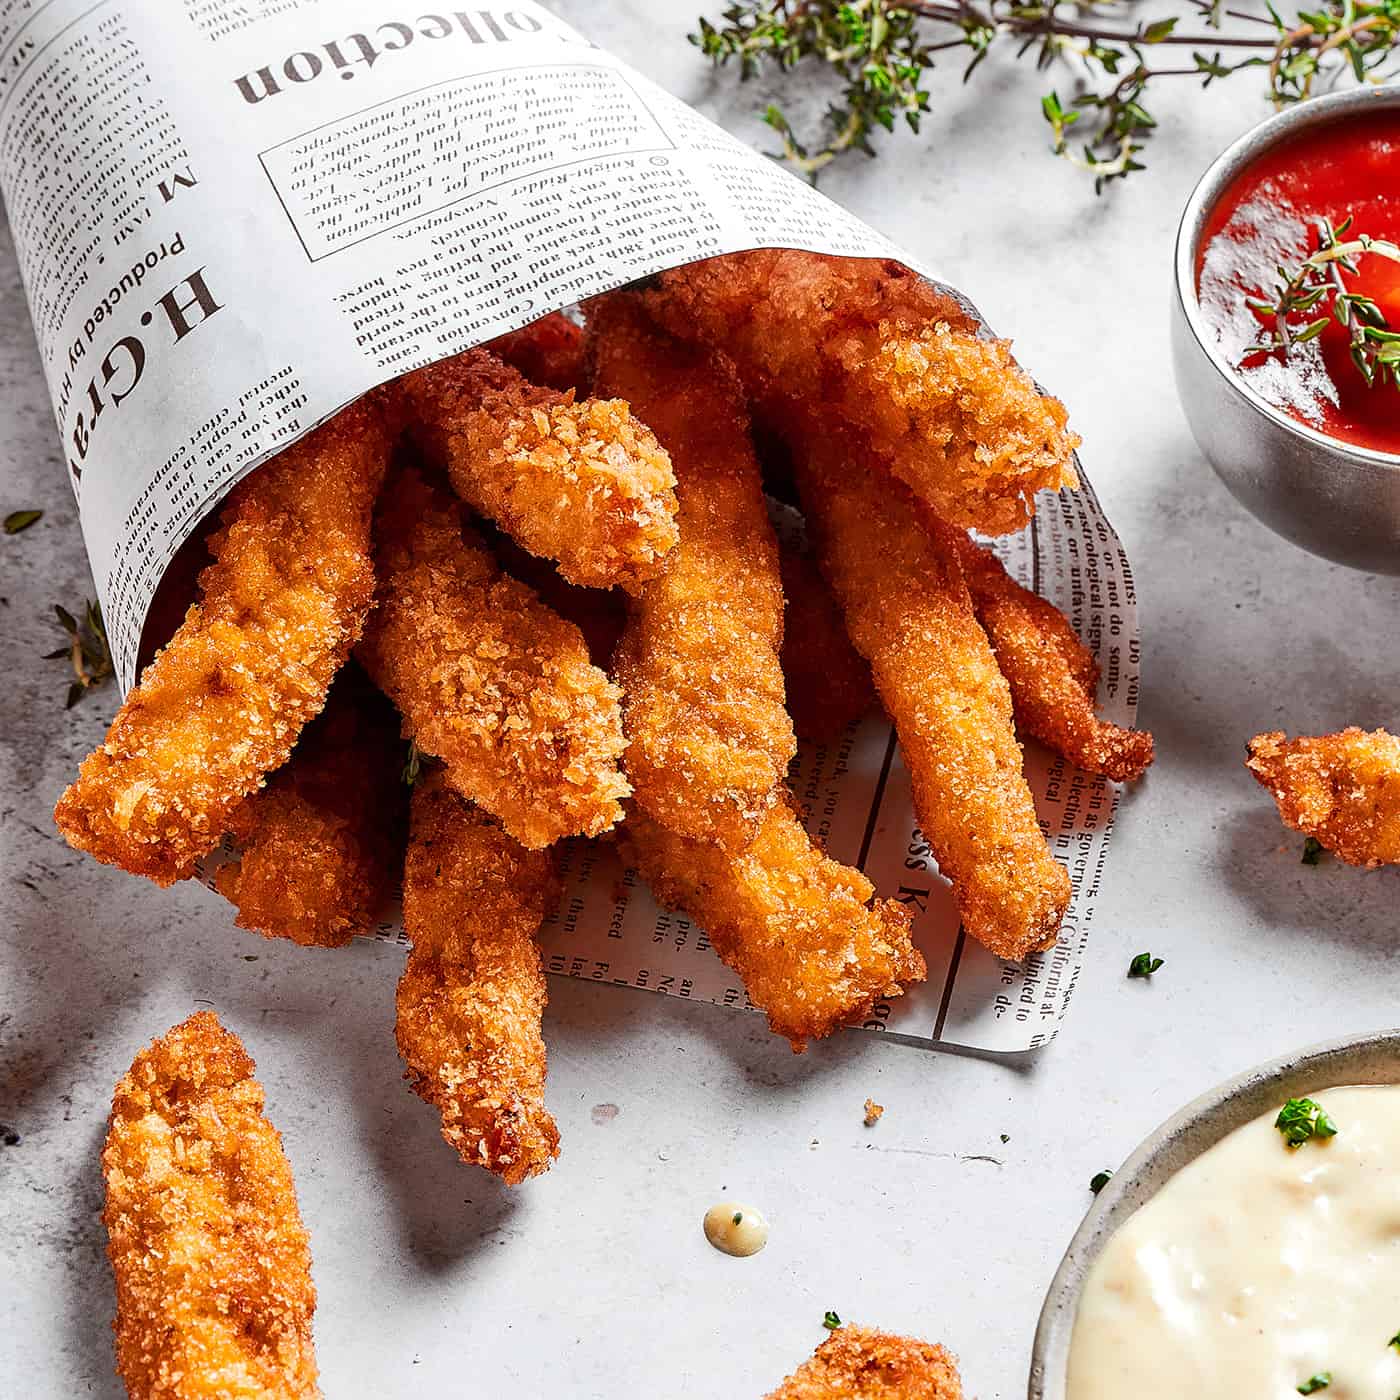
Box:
[863,1098,884,1127]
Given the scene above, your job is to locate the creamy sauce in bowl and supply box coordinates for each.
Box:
[1068,1085,1400,1400]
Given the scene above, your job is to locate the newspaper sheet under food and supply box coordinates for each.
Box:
[0,0,1141,1052]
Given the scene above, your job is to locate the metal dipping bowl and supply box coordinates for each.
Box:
[1172,86,1400,574]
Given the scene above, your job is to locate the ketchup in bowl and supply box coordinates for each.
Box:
[1196,110,1400,457]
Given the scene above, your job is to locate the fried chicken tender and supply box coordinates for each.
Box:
[55,399,393,886]
[947,532,1154,782]
[1246,728,1400,867]
[623,803,923,1051]
[793,433,1071,961]
[397,775,560,1182]
[102,1012,319,1400]
[763,1325,963,1400]
[487,311,585,391]
[587,298,796,851]
[357,465,629,849]
[779,544,878,743]
[638,250,1078,535]
[215,672,406,947]
[398,343,678,592]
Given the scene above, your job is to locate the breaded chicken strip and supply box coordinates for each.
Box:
[763,1325,963,1400]
[638,250,1078,535]
[623,803,923,1052]
[948,532,1154,782]
[793,432,1071,961]
[102,1012,319,1400]
[487,312,585,391]
[216,671,406,947]
[55,399,392,886]
[398,775,560,1182]
[399,344,677,592]
[357,466,629,849]
[1246,728,1400,867]
[587,298,796,851]
[779,545,877,743]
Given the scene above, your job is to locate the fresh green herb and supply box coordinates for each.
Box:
[823,1310,842,1330]
[691,0,1400,191]
[1000,1133,1010,1144]
[1301,836,1325,865]
[3,509,42,534]
[732,1211,744,1225]
[1090,1169,1113,1193]
[1275,1097,1339,1148]
[45,599,113,708]
[402,740,422,787]
[1127,952,1164,978]
[1389,1330,1400,1350]
[1247,216,1400,392]
[1297,1374,1331,1395]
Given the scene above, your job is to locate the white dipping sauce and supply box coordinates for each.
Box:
[703,1202,769,1257]
[1069,1085,1400,1400]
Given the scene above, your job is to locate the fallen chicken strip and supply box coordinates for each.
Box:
[762,1324,963,1400]
[357,465,630,849]
[398,343,677,592]
[102,1011,319,1400]
[638,249,1079,535]
[1246,728,1400,867]
[398,774,560,1183]
[948,531,1154,782]
[54,397,393,885]
[623,802,923,1052]
[792,430,1071,961]
[216,669,407,948]
[587,297,796,851]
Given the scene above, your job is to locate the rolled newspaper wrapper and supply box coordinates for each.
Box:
[1,0,1140,1052]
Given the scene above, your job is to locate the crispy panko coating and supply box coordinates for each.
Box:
[638,250,1079,536]
[55,399,393,886]
[793,433,1070,961]
[102,1012,319,1400]
[624,802,923,1052]
[587,298,796,851]
[358,466,629,849]
[216,671,406,947]
[398,343,678,592]
[1246,728,1400,867]
[398,775,560,1182]
[948,532,1154,782]
[779,544,878,743]
[763,1325,963,1400]
[487,311,585,391]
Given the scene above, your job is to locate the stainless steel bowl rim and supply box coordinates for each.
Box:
[1174,84,1400,472]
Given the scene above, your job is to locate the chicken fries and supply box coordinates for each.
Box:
[398,775,560,1182]
[763,1325,963,1400]
[102,1012,318,1400]
[488,311,585,392]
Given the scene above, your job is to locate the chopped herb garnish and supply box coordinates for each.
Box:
[1090,1169,1113,1194]
[732,1211,743,1225]
[1276,1097,1339,1148]
[1000,1133,1010,1144]
[1388,1330,1400,1350]
[46,598,113,708]
[401,740,422,787]
[1127,952,1164,978]
[4,509,42,534]
[1301,837,1325,865]
[822,1310,841,1330]
[1297,1374,1331,1394]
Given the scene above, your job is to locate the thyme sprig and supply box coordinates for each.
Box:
[1246,215,1400,390]
[45,599,113,708]
[692,0,1400,190]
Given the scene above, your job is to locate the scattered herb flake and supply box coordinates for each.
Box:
[1090,1169,1113,1194]
[1389,1330,1400,1350]
[1297,1374,1331,1394]
[1127,952,1164,978]
[1000,1133,1010,1144]
[823,1310,842,1330]
[48,598,113,707]
[4,509,42,534]
[1276,1097,1339,1148]
[732,1211,743,1226]
[402,739,422,787]
[1301,836,1325,865]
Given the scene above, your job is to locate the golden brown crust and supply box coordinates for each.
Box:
[487,312,586,391]
[1246,728,1400,867]
[637,250,1078,536]
[588,298,796,852]
[357,465,630,849]
[948,532,1154,782]
[763,1325,963,1400]
[216,672,406,947]
[397,776,560,1182]
[793,433,1070,961]
[623,801,923,1052]
[399,344,678,592]
[102,1012,319,1400]
[55,399,393,886]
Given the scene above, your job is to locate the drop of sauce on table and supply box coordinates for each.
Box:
[1196,110,1400,456]
[703,1202,768,1257]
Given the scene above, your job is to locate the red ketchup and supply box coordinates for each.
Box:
[1196,111,1400,456]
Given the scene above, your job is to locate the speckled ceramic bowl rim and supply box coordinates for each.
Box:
[1029,1026,1400,1400]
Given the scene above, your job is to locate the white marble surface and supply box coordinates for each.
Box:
[3,6,1397,1398]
